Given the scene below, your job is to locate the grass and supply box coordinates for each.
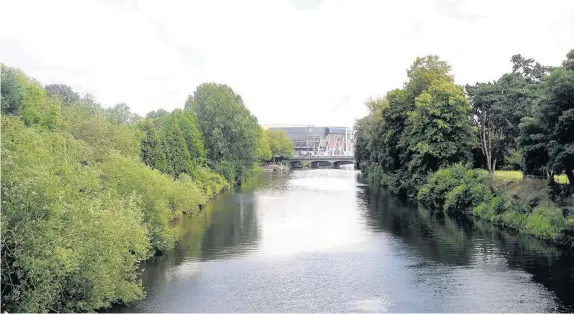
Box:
[492,170,570,184]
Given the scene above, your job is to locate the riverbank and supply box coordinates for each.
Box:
[262,163,289,172]
[362,163,574,250]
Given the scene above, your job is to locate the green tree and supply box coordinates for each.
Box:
[267,129,294,158]
[356,56,475,196]
[1,66,61,129]
[187,83,261,181]
[534,50,574,185]
[171,109,206,166]
[45,83,80,105]
[1,64,24,114]
[257,127,272,161]
[402,74,475,192]
[162,116,191,177]
[140,118,167,172]
[146,109,169,119]
[105,103,136,125]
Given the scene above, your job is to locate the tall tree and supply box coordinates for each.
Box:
[267,129,294,158]
[171,109,206,166]
[1,64,24,114]
[402,70,475,190]
[257,127,272,161]
[534,50,574,185]
[105,103,131,124]
[140,119,167,172]
[162,117,191,177]
[357,56,475,196]
[187,83,261,180]
[45,83,80,104]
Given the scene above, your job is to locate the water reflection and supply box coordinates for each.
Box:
[358,183,574,312]
[112,169,574,313]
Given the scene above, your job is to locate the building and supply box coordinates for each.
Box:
[266,125,354,156]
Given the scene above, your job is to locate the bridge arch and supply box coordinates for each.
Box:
[310,160,333,168]
[333,160,355,168]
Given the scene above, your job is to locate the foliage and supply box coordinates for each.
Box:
[161,115,192,177]
[139,118,167,172]
[356,56,475,196]
[45,83,80,105]
[257,127,272,161]
[105,103,141,125]
[170,109,206,166]
[523,203,567,240]
[518,50,574,185]
[265,129,294,158]
[186,83,261,181]
[1,118,150,312]
[0,65,241,312]
[417,165,569,242]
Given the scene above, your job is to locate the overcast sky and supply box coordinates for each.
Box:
[1,0,573,127]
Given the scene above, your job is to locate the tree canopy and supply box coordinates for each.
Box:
[186,83,261,181]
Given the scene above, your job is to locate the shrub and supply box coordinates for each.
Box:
[444,177,492,215]
[472,194,514,222]
[501,210,528,230]
[523,203,568,240]
[217,160,236,183]
[418,164,477,210]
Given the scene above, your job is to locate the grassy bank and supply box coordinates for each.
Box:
[493,170,570,185]
[415,165,574,249]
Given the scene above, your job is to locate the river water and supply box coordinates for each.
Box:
[114,168,574,312]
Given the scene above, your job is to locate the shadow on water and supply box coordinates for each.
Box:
[109,170,573,312]
[357,179,574,312]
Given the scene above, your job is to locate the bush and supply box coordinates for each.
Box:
[501,210,528,229]
[418,164,477,210]
[472,194,515,222]
[217,160,236,183]
[523,203,568,240]
[444,177,492,215]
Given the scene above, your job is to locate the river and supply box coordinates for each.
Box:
[113,168,574,312]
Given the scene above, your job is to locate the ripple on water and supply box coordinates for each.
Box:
[111,169,574,313]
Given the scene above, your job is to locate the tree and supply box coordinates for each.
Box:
[257,127,272,161]
[162,117,191,177]
[266,129,294,158]
[146,109,169,119]
[402,75,475,192]
[140,119,167,172]
[1,64,24,114]
[187,83,261,181]
[467,54,551,173]
[45,84,80,104]
[1,66,61,130]
[466,82,507,173]
[171,109,206,166]
[534,50,574,185]
[356,56,475,196]
[105,103,139,125]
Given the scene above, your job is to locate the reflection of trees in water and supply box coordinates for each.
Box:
[134,177,265,295]
[359,186,574,312]
[200,190,260,260]
[359,187,477,266]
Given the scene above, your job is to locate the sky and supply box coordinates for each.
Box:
[1,0,573,127]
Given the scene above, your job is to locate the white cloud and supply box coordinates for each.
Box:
[1,0,573,126]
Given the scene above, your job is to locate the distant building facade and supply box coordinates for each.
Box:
[267,125,354,156]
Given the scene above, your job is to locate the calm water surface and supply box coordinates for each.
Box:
[114,168,574,312]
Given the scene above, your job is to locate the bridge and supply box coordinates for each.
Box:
[288,155,356,169]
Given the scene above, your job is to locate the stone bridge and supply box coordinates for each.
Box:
[288,155,356,169]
